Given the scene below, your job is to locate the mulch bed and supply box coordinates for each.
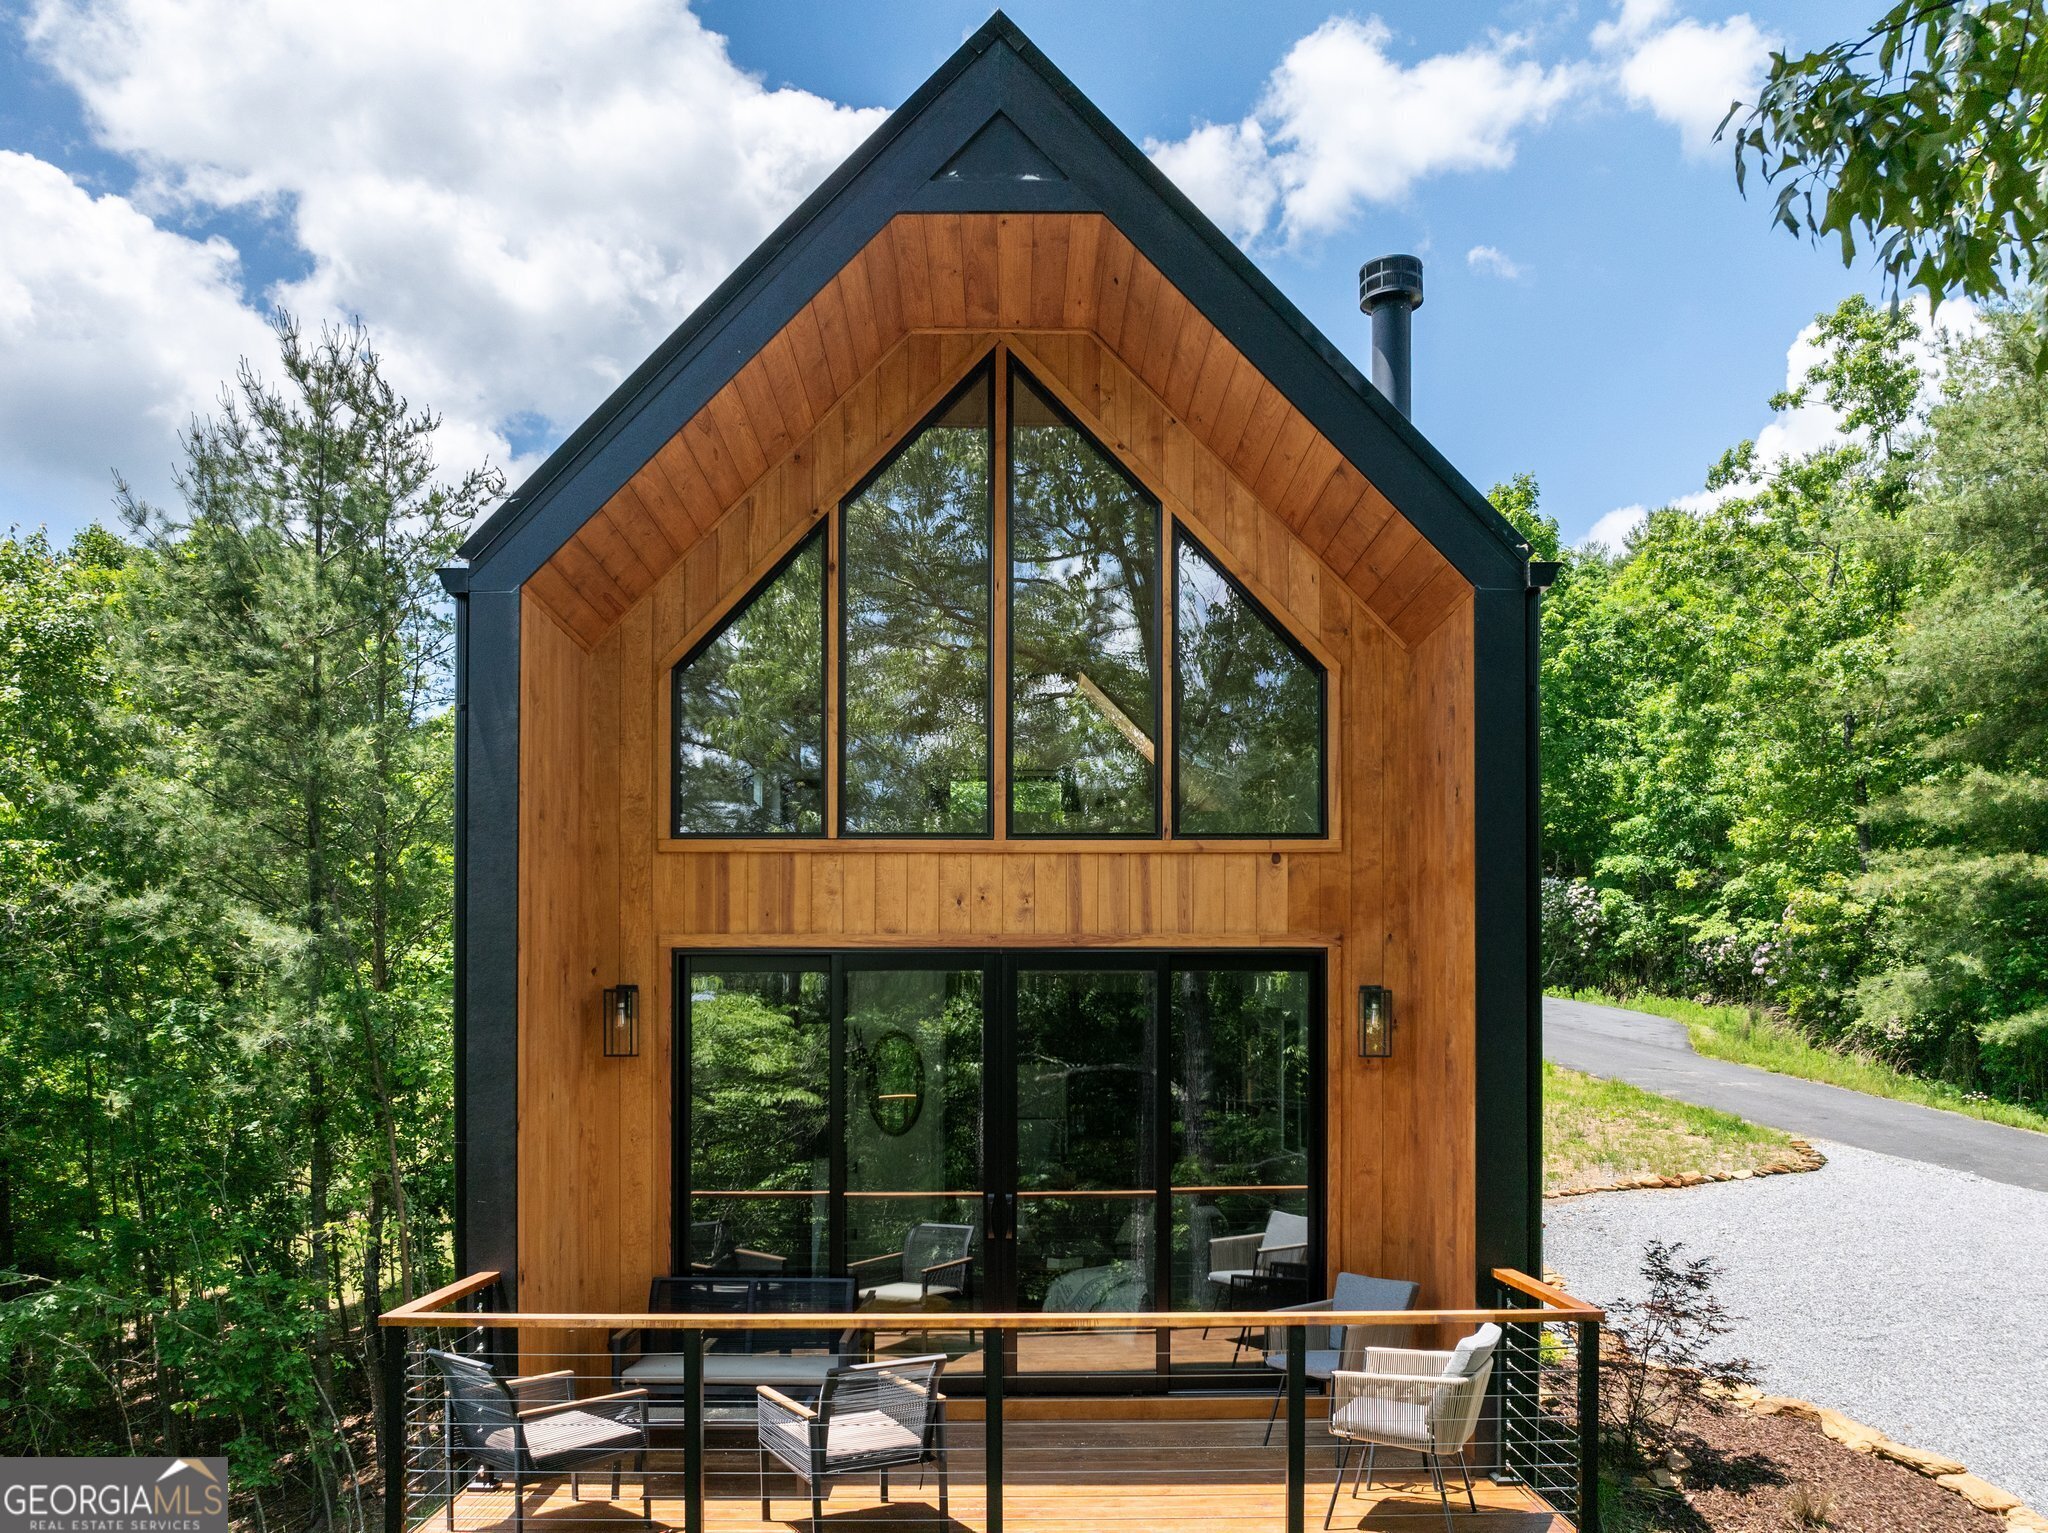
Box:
[1647,1405,2009,1533]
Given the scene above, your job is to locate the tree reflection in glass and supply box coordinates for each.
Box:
[687,965,830,1274]
[671,530,825,835]
[1008,367,1159,835]
[841,369,994,834]
[1174,533,1325,836]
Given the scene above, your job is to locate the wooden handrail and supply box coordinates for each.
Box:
[379,1268,1599,1328]
[691,1185,1310,1198]
[1491,1266,1603,1321]
[382,1269,503,1322]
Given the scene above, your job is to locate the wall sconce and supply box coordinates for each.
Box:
[1357,984,1394,1058]
[601,984,639,1058]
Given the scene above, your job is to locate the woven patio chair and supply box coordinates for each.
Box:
[426,1349,651,1532]
[756,1353,949,1532]
[848,1222,975,1309]
[1323,1323,1500,1532]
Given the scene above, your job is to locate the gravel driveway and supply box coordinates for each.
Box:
[1545,1140,2048,1511]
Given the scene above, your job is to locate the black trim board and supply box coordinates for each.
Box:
[453,13,1528,598]
[1471,587,1537,1283]
[459,588,521,1304]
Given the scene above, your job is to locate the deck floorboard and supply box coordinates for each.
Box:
[413,1415,1572,1533]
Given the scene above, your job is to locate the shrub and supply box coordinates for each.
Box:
[1599,1240,1757,1467]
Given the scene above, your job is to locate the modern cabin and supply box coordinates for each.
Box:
[437,8,1549,1419]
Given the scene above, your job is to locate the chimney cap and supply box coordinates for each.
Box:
[1359,253,1424,314]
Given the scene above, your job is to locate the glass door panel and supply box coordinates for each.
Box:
[843,964,986,1312]
[683,961,831,1276]
[1168,964,1315,1372]
[1011,964,1158,1378]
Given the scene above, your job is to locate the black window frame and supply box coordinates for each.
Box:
[672,944,1326,1394]
[1003,357,1164,840]
[836,360,998,839]
[668,521,830,839]
[1169,524,1330,839]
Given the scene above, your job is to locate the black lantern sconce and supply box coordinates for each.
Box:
[1357,984,1394,1058]
[601,984,640,1059]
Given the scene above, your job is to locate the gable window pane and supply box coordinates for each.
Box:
[1008,367,1160,835]
[1174,532,1325,836]
[671,530,825,835]
[841,369,994,835]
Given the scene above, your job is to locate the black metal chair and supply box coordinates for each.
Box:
[427,1349,652,1531]
[756,1353,949,1532]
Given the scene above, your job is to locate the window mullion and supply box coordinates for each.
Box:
[993,341,1011,842]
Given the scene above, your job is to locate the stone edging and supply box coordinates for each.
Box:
[1702,1382,2047,1531]
[1544,1137,1828,1200]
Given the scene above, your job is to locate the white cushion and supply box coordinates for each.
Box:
[859,1281,961,1306]
[1446,1323,1501,1377]
[623,1353,836,1387]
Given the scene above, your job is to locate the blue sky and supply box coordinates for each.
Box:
[0,0,1899,548]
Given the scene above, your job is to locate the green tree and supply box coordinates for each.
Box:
[1854,313,2048,1097]
[1535,297,1937,1006]
[1731,3,2048,345]
[111,315,495,1514]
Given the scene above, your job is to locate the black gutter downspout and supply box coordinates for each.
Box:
[1525,559,1559,1279]
[439,563,470,1277]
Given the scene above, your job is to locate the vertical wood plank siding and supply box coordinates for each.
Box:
[513,223,1482,1334]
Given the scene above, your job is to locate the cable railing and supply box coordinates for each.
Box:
[380,1268,1601,1533]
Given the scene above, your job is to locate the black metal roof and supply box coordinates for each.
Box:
[456,11,1529,594]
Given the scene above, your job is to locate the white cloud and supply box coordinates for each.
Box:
[0,150,274,524]
[1147,17,1580,246]
[13,0,888,526]
[1582,503,1647,552]
[1582,294,1985,550]
[1466,244,1524,280]
[1592,0,1777,157]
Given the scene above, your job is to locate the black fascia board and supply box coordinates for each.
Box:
[460,11,1528,594]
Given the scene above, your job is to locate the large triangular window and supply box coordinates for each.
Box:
[671,528,826,835]
[666,345,1332,843]
[1172,529,1327,837]
[1007,365,1160,836]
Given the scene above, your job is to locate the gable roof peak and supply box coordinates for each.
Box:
[456,9,1528,595]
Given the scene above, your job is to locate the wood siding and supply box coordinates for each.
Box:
[516,310,1479,1336]
[524,214,1458,650]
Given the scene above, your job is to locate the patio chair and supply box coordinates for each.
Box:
[1323,1323,1501,1532]
[1205,1209,1309,1308]
[849,1222,976,1309]
[426,1349,651,1532]
[757,1352,950,1532]
[1256,1271,1418,1444]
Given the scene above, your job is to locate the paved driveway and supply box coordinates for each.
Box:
[1547,1143,2048,1510]
[1544,996,2048,1193]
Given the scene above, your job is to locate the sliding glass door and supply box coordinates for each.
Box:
[676,948,1321,1386]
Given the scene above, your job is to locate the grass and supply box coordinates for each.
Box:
[1556,988,2048,1137]
[1543,1060,1796,1196]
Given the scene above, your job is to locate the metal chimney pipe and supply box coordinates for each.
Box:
[1358,254,1424,418]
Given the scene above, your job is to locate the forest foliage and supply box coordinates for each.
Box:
[0,319,496,1525]
[1531,297,2048,1106]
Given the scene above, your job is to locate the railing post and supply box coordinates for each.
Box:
[1577,1319,1602,1533]
[985,1326,1005,1533]
[684,1330,705,1533]
[381,1323,407,1533]
[1286,1324,1306,1533]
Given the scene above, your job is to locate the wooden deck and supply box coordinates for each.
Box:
[415,1409,1572,1533]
